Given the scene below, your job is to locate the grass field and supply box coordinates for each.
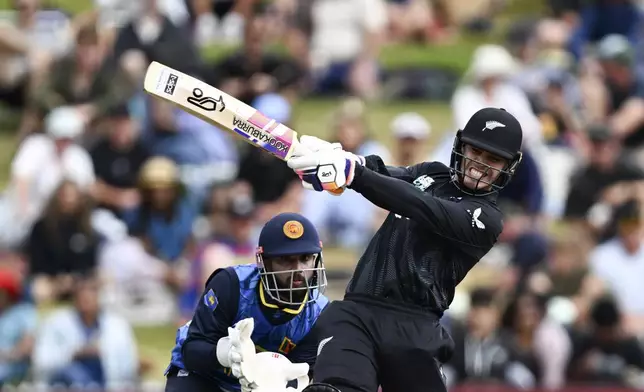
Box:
[0,0,546,382]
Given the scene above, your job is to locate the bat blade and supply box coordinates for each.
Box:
[143,61,300,161]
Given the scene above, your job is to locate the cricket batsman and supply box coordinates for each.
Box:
[164,212,329,392]
[282,107,523,392]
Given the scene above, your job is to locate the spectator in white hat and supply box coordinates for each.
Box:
[390,112,431,167]
[449,44,544,154]
[0,106,95,249]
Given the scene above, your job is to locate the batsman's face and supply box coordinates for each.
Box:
[269,254,316,289]
[461,144,507,191]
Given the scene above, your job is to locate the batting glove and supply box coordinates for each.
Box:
[287,149,365,192]
[299,135,343,153]
[294,136,345,195]
[237,351,310,392]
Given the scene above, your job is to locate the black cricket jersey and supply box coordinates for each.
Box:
[346,155,504,314]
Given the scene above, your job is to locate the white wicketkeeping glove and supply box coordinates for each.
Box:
[238,351,310,392]
[216,318,256,370]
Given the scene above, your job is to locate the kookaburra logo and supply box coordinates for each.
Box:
[482,121,505,132]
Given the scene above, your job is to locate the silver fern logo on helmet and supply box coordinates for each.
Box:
[482,121,506,131]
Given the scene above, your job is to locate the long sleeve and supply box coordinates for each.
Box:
[363,154,419,182]
[349,164,502,249]
[182,268,240,378]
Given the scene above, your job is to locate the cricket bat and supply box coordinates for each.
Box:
[143,61,343,194]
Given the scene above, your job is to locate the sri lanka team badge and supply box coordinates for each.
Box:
[283,220,304,239]
[204,288,218,310]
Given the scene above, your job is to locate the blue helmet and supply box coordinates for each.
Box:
[255,213,326,306]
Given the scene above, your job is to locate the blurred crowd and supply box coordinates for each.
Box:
[0,0,642,390]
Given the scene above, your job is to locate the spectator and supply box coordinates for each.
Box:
[210,14,305,105]
[0,268,37,386]
[386,0,436,44]
[236,93,300,216]
[187,0,251,47]
[497,149,548,279]
[389,112,431,167]
[564,124,644,234]
[192,180,239,242]
[331,97,391,160]
[592,35,644,160]
[111,0,201,77]
[91,0,190,47]
[0,106,95,249]
[501,290,572,389]
[450,44,544,151]
[445,287,532,388]
[567,0,642,60]
[95,210,179,327]
[27,21,134,137]
[197,194,257,263]
[526,229,595,299]
[123,157,197,290]
[299,98,389,250]
[32,275,139,389]
[91,104,150,217]
[289,0,388,99]
[0,0,73,111]
[26,180,99,305]
[567,295,644,387]
[589,199,644,334]
[180,194,257,321]
[142,96,239,202]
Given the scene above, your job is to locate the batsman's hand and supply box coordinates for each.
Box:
[299,135,343,153]
[293,136,345,195]
[238,351,310,392]
[216,318,256,369]
[288,149,365,192]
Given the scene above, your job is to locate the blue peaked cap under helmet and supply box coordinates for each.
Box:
[256,212,325,306]
[258,212,322,257]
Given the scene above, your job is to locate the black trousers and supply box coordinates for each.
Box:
[165,367,228,392]
[312,296,454,392]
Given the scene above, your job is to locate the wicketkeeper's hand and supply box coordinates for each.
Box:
[216,318,256,371]
[238,351,310,392]
[288,148,365,193]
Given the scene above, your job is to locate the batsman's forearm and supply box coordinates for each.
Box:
[182,339,224,377]
[364,155,416,182]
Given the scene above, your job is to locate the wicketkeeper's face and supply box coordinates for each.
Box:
[268,254,316,289]
[460,144,508,191]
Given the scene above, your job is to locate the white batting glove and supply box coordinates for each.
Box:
[291,135,340,159]
[299,135,343,153]
[288,149,365,193]
[237,352,310,392]
[293,136,345,195]
[217,318,256,370]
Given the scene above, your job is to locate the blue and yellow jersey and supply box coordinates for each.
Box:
[166,264,328,391]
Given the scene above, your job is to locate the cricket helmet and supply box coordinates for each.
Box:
[255,212,326,306]
[450,107,523,196]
